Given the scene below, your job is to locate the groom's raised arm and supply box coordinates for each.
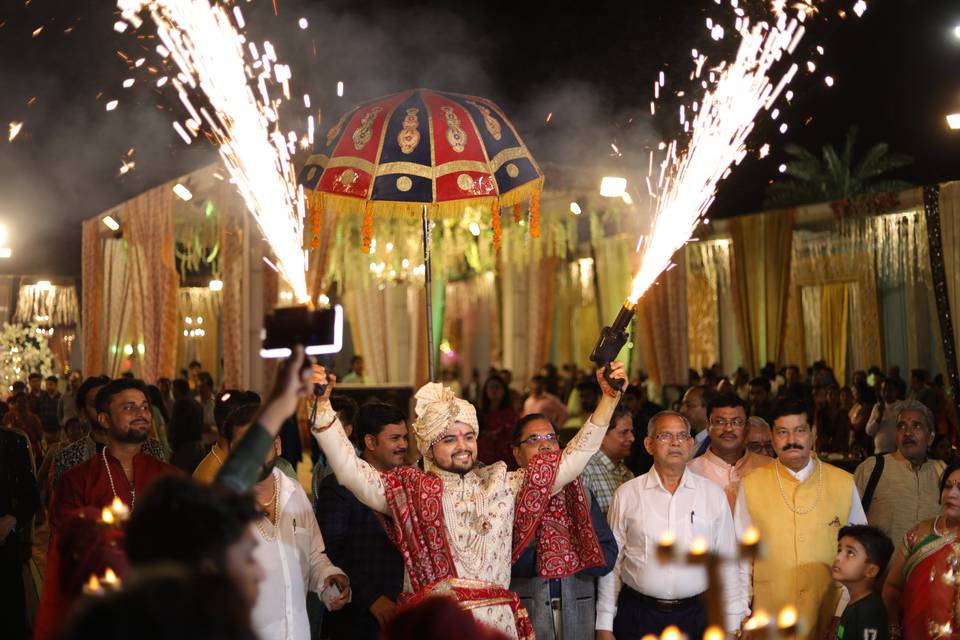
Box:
[553,362,625,493]
[313,412,390,514]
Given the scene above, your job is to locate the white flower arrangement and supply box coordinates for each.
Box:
[0,322,56,392]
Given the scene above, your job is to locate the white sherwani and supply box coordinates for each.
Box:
[314,416,606,638]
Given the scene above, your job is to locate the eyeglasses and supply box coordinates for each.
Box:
[654,431,693,444]
[519,433,559,446]
[711,417,745,429]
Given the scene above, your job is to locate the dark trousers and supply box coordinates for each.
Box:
[612,587,706,640]
[0,543,27,640]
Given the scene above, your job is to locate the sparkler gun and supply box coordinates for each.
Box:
[589,299,636,392]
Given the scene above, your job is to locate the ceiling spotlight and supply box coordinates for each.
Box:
[102,215,120,231]
[35,280,52,291]
[947,113,960,130]
[599,176,627,198]
[569,202,582,215]
[208,279,224,291]
[172,183,193,201]
[0,248,11,259]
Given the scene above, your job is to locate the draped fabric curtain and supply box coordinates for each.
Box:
[499,254,557,391]
[820,283,849,383]
[342,277,429,386]
[81,218,105,376]
[636,256,689,387]
[126,184,179,383]
[176,288,220,382]
[941,182,960,337]
[444,273,499,387]
[102,239,132,377]
[729,210,796,374]
[218,180,245,389]
[801,286,823,366]
[685,242,726,372]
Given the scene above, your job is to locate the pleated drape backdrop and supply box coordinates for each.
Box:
[126,184,179,383]
[81,218,104,376]
[820,283,849,383]
[218,181,245,389]
[939,182,960,350]
[637,256,689,387]
[729,209,796,374]
[499,255,557,391]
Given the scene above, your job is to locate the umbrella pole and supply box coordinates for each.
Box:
[422,204,436,382]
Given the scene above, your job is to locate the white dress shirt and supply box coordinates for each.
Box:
[251,470,343,640]
[732,457,867,536]
[596,468,749,633]
[865,401,904,455]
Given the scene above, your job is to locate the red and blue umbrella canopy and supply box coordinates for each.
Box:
[298,88,543,251]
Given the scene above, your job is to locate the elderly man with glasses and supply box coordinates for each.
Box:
[596,410,748,640]
[734,397,867,640]
[508,413,618,640]
[688,393,771,511]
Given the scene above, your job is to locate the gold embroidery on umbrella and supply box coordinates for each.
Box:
[457,174,475,191]
[397,108,421,154]
[441,106,467,153]
[396,176,413,192]
[352,107,383,151]
[338,169,357,186]
[467,101,502,140]
[505,163,519,178]
[326,111,351,147]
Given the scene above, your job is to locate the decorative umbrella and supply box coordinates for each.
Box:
[298,88,544,380]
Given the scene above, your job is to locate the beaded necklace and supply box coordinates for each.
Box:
[254,470,281,542]
[102,447,135,510]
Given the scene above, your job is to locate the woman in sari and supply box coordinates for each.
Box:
[883,461,960,639]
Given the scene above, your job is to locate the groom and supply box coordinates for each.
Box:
[312,364,625,638]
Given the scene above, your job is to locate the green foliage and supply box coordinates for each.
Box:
[764,127,913,208]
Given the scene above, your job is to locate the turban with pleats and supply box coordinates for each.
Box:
[412,382,479,452]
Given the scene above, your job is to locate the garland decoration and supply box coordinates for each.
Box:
[491,199,502,250]
[362,201,374,253]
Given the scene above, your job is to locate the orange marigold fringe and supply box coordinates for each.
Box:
[512,203,522,223]
[491,199,501,251]
[309,195,323,250]
[361,201,374,253]
[530,191,541,239]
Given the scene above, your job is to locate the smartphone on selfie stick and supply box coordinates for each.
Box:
[259,305,345,421]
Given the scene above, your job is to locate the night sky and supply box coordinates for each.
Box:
[0,0,957,276]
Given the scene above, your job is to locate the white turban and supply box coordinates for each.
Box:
[412,382,479,452]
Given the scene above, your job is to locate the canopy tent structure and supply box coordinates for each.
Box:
[78,143,960,418]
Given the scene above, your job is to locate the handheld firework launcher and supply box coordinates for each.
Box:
[589,299,636,392]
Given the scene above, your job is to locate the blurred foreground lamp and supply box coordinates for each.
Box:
[260,304,344,359]
[947,113,960,130]
[599,176,627,198]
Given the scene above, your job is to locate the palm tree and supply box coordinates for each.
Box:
[764,127,913,208]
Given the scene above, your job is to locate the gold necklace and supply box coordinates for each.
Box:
[774,458,822,515]
[102,448,135,510]
[254,471,281,542]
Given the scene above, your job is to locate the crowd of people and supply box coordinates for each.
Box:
[1,351,959,640]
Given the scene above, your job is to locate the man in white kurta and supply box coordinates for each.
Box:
[251,466,348,640]
[312,366,625,639]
